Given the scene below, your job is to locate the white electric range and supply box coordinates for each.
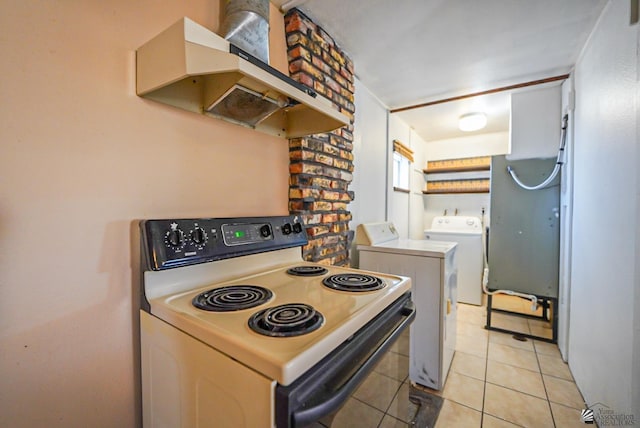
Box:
[139,215,414,427]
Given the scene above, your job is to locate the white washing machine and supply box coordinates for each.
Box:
[425,216,484,305]
[356,222,457,390]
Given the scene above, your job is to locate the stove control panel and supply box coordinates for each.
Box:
[141,215,307,270]
[222,222,273,246]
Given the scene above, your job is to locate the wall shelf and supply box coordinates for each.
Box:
[423,156,491,194]
[423,156,491,174]
[423,179,490,194]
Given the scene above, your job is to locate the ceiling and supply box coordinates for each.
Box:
[273,0,607,141]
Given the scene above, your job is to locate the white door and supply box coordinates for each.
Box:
[557,78,575,360]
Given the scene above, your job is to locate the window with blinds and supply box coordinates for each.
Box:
[392,140,413,192]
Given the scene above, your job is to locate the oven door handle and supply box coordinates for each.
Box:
[291,301,416,427]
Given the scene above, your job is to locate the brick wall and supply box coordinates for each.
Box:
[284,9,356,266]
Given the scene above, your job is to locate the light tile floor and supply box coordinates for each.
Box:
[321,300,588,427]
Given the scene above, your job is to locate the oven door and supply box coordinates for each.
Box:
[275,292,415,428]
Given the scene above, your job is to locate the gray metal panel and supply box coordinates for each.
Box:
[488,156,560,298]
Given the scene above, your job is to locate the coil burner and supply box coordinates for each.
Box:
[193,285,273,312]
[322,273,386,292]
[248,303,324,337]
[286,266,329,277]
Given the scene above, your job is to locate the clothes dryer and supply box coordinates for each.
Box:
[357,222,457,390]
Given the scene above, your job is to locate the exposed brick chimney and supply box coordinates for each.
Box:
[284,9,356,266]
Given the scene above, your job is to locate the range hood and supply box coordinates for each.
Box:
[136,17,350,138]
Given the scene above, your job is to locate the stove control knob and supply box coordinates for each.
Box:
[259,224,272,238]
[191,227,208,246]
[165,228,185,249]
[292,223,303,233]
[282,223,292,235]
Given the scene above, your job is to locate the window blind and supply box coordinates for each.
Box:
[393,140,414,162]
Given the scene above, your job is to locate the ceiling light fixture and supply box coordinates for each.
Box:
[459,112,487,132]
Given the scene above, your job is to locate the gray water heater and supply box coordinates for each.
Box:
[488,155,560,298]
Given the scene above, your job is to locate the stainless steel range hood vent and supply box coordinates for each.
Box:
[136,18,350,138]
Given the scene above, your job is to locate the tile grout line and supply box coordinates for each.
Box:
[484,330,551,427]
[534,340,558,428]
[486,329,530,428]
[347,396,387,427]
[380,372,407,427]
[479,320,490,427]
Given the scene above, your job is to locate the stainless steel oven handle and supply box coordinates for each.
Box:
[291,301,416,426]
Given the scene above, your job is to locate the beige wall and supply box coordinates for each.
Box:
[0,1,290,426]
